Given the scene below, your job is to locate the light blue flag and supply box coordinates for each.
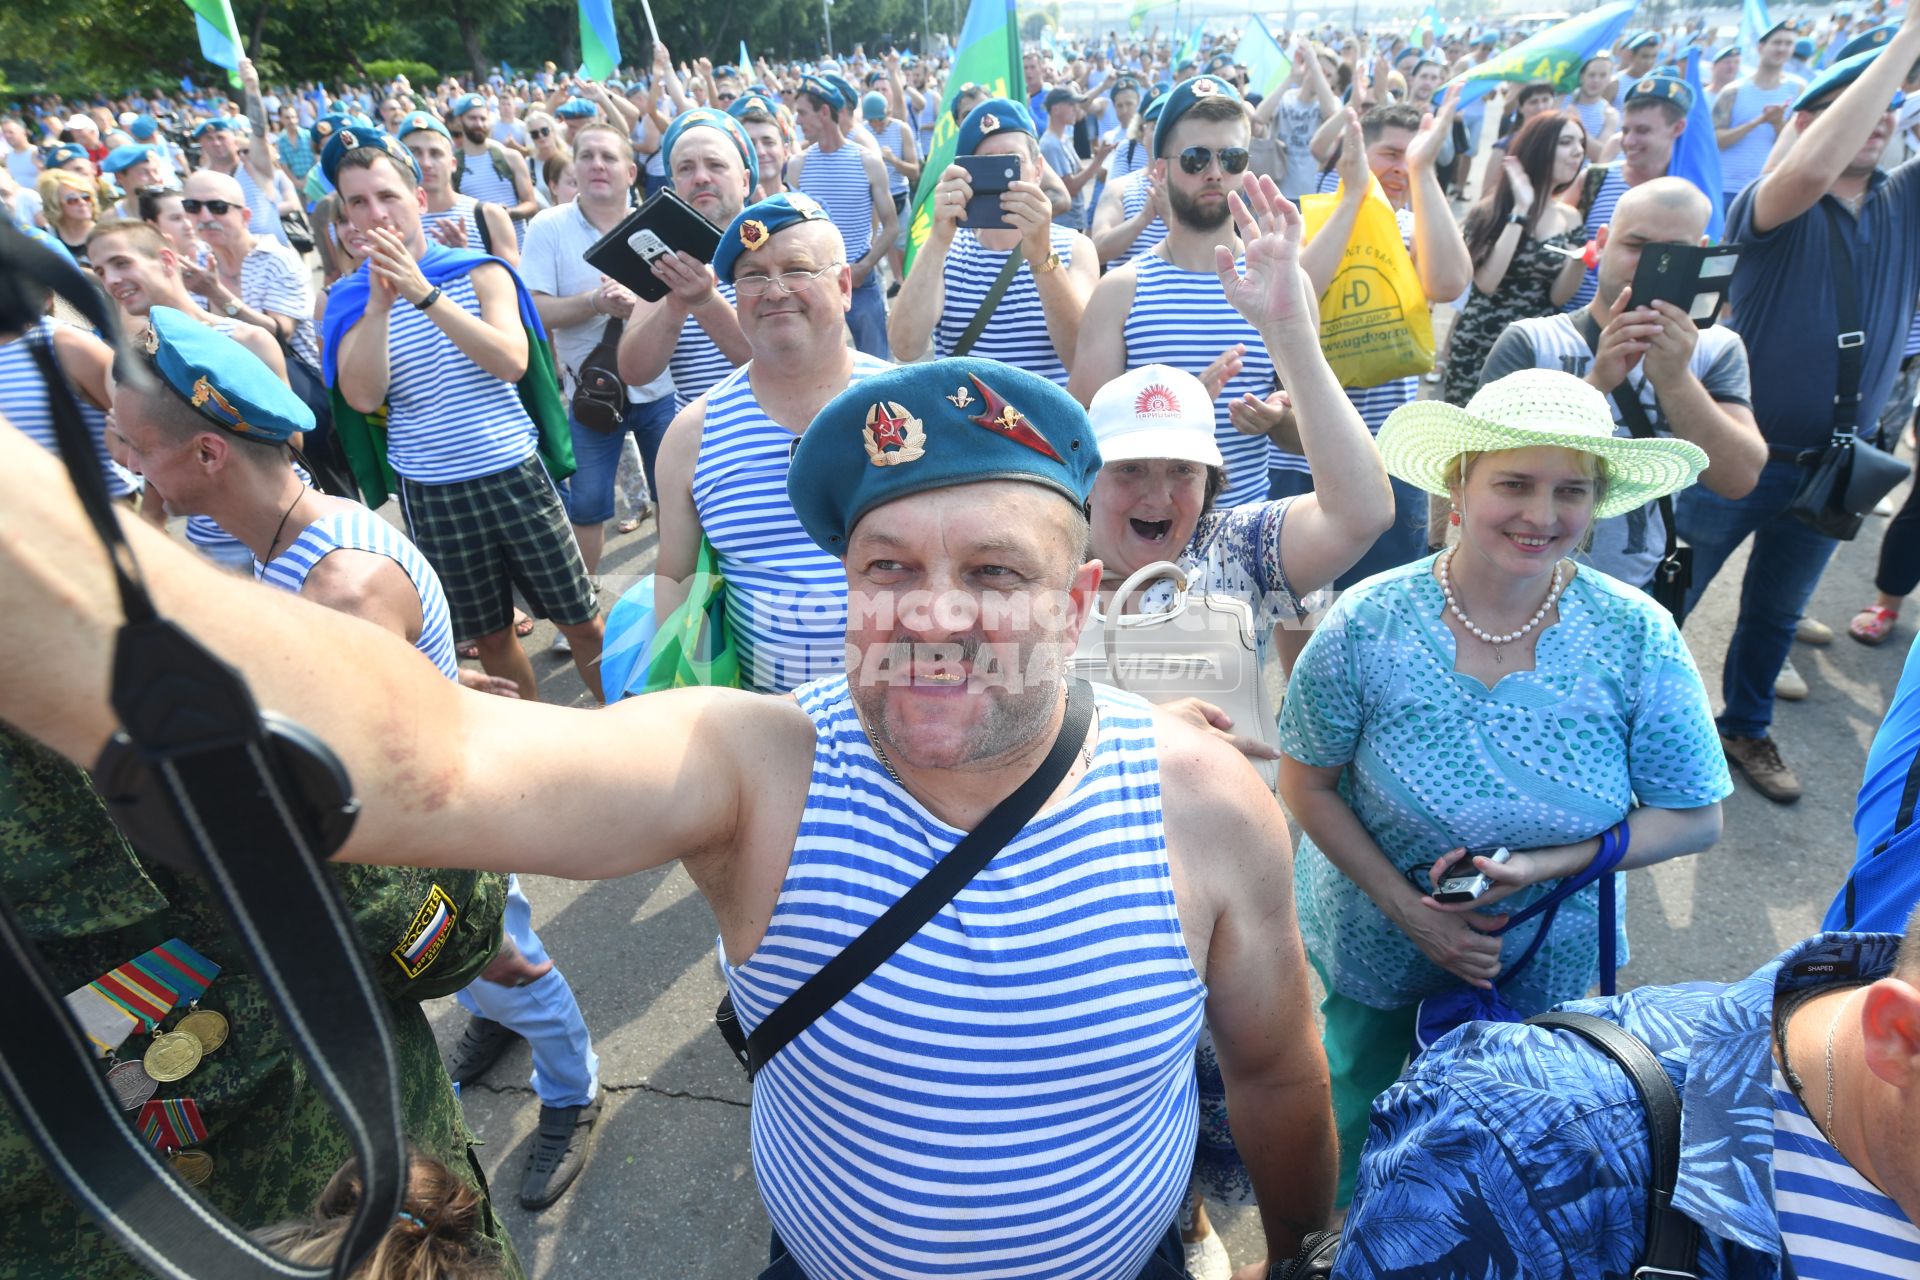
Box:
[739,39,752,74]
[578,0,621,80]
[1671,49,1727,239]
[1739,0,1773,70]
[1447,0,1639,105]
[1237,17,1294,98]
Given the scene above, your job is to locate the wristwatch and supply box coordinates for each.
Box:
[222,299,241,318]
[1507,212,1528,227]
[1033,251,1062,274]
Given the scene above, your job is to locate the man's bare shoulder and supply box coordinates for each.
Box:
[1150,703,1283,838]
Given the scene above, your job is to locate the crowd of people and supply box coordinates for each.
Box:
[3,0,1920,1277]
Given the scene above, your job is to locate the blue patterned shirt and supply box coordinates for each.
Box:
[1334,932,1909,1280]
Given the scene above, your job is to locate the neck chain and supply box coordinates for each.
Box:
[1438,546,1567,663]
[264,486,306,563]
[1777,983,1859,1147]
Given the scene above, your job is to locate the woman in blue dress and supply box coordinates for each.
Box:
[1277,368,1733,1205]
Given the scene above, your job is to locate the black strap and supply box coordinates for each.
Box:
[720,679,1094,1079]
[950,242,1026,358]
[1825,212,1867,436]
[1609,376,1683,575]
[1527,1012,1701,1278]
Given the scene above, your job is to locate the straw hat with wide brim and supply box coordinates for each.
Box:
[1377,369,1709,521]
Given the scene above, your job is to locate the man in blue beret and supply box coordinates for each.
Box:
[889,98,1097,386]
[324,128,605,703]
[203,58,295,249]
[0,229,1340,1280]
[1675,8,1920,807]
[449,92,539,244]
[1617,31,1664,104]
[1714,20,1808,211]
[100,145,163,219]
[399,110,519,267]
[729,92,794,200]
[1567,75,1702,311]
[786,72,898,357]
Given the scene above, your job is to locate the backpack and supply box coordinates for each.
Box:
[452,141,514,191]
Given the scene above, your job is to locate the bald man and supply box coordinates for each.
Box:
[1479,177,1767,593]
[179,168,319,374]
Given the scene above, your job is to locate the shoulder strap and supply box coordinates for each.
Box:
[1579,163,1610,220]
[1526,1011,1701,1278]
[1825,211,1866,435]
[1610,376,1680,570]
[719,679,1095,1079]
[487,141,512,181]
[951,242,1027,357]
[474,201,494,255]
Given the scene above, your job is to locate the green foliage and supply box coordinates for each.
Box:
[364,59,441,84]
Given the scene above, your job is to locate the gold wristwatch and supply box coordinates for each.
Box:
[1032,250,1062,274]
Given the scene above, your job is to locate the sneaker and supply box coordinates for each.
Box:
[1793,616,1835,646]
[519,1096,601,1210]
[550,631,572,655]
[1721,732,1803,804]
[1182,1228,1232,1280]
[1774,657,1809,701]
[445,1016,521,1087]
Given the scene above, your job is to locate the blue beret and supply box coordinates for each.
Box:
[1625,32,1661,51]
[1761,21,1794,43]
[100,144,156,175]
[662,107,760,194]
[1151,78,1173,96]
[1393,47,1420,66]
[1625,74,1695,114]
[788,358,1102,553]
[825,75,862,113]
[1140,91,1171,123]
[861,91,889,120]
[309,110,367,151]
[1477,31,1500,46]
[1153,74,1244,158]
[449,93,486,119]
[555,97,598,119]
[797,74,844,109]
[956,97,1035,156]
[1836,24,1897,61]
[43,143,90,169]
[128,114,159,141]
[190,116,235,140]
[319,126,422,187]
[1711,43,1742,63]
[1206,52,1235,72]
[711,192,832,284]
[728,91,782,122]
[1108,75,1145,98]
[397,110,450,140]
[142,306,314,444]
[1794,45,1903,111]
[1794,38,1817,59]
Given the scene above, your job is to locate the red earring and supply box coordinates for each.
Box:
[1449,510,1461,526]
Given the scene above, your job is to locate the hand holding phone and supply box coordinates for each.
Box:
[956,153,1020,230]
[1428,847,1512,904]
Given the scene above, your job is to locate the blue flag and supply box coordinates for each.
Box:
[1671,49,1727,239]
[578,0,621,80]
[1447,0,1639,105]
[739,39,753,74]
[1739,0,1772,70]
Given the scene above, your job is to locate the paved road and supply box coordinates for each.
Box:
[430,481,1911,1278]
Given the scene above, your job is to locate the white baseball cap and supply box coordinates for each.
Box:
[1087,364,1223,468]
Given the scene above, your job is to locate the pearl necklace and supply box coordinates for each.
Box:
[1439,546,1565,651]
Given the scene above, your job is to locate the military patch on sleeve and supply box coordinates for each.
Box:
[391,884,457,979]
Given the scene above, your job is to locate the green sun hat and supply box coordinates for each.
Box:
[1376,369,1708,520]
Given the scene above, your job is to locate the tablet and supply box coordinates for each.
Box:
[1627,242,1741,328]
[583,187,725,302]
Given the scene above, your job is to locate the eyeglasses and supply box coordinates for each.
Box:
[733,262,843,296]
[1177,145,1251,175]
[181,198,236,215]
[63,193,95,205]
[530,127,552,139]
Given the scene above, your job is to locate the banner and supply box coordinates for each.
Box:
[1128,0,1178,33]
[180,0,243,89]
[1739,0,1772,70]
[1672,49,1727,239]
[1445,0,1639,104]
[1237,16,1294,98]
[579,0,622,81]
[903,0,1024,270]
[1412,5,1443,50]
[739,39,753,75]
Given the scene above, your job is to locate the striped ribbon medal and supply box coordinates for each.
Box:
[136,938,228,1056]
[138,1097,214,1186]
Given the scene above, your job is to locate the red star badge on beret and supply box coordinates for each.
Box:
[739,220,769,251]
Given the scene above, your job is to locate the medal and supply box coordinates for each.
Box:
[138,1097,207,1152]
[143,1031,203,1083]
[105,1059,158,1111]
[131,938,220,1004]
[169,1149,214,1186]
[176,1008,229,1055]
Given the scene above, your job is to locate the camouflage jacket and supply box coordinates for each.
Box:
[0,728,522,1280]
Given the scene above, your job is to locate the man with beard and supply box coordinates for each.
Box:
[1072,75,1369,510]
[448,93,540,245]
[0,179,1340,1280]
[398,110,519,268]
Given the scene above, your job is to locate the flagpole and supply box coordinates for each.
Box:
[825,0,835,57]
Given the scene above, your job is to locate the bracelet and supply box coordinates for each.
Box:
[1507,212,1527,227]
[413,286,442,311]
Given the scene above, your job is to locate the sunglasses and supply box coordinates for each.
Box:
[1177,145,1251,175]
[63,193,95,205]
[181,198,237,215]
[530,127,552,138]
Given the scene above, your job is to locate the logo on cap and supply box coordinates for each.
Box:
[947,385,975,408]
[1134,383,1182,419]
[739,219,770,251]
[966,375,1063,462]
[339,129,362,149]
[979,113,1001,134]
[315,121,333,138]
[863,401,927,466]
[1192,78,1219,96]
[191,378,250,433]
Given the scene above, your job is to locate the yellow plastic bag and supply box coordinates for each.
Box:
[1300,176,1435,388]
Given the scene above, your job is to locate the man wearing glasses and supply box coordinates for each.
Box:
[650,192,895,695]
[178,168,319,373]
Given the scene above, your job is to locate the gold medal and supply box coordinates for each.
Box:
[143,1031,203,1083]
[105,1059,158,1111]
[176,1008,228,1055]
[169,1149,214,1186]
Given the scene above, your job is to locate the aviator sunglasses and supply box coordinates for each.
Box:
[1177,145,1251,175]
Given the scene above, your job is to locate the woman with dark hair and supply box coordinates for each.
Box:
[1442,111,1589,407]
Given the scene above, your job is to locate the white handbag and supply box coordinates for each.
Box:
[1068,560,1280,786]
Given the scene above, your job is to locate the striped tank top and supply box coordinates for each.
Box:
[421,194,488,253]
[1566,96,1608,146]
[670,280,741,409]
[0,320,134,498]
[1770,1065,1920,1278]
[1568,165,1630,312]
[914,94,940,154]
[1124,254,1275,507]
[1720,79,1801,201]
[725,677,1207,1280]
[383,269,537,484]
[933,223,1079,384]
[690,354,892,693]
[456,146,526,246]
[797,142,875,261]
[1110,134,1152,183]
[234,165,289,246]
[255,506,459,680]
[1105,168,1168,271]
[871,119,911,198]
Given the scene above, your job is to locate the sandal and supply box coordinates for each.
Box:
[1850,604,1900,646]
[513,610,535,639]
[457,642,480,660]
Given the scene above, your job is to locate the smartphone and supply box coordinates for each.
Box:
[957,154,1020,230]
[1628,243,1741,328]
[1430,847,1511,905]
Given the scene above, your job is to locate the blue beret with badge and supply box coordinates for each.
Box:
[1140,91,1172,124]
[728,91,782,122]
[555,97,598,119]
[1711,43,1742,63]
[309,110,370,152]
[798,74,845,109]
[825,75,862,116]
[43,142,90,169]
[711,191,832,283]
[1836,24,1897,62]
[1153,74,1244,158]
[190,116,235,140]
[662,107,760,193]
[956,97,1035,156]
[100,144,156,175]
[1760,20,1794,43]
[449,92,486,119]
[787,357,1102,553]
[1625,31,1661,51]
[1793,44,1905,111]
[396,110,450,140]
[319,126,422,187]
[1624,73,1695,115]
[141,306,314,443]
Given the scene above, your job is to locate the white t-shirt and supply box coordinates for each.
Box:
[518,200,674,403]
[492,118,529,148]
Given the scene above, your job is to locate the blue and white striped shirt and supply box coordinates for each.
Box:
[1569,165,1630,312]
[1124,254,1274,507]
[1771,1066,1920,1279]
[421,194,488,254]
[932,223,1078,384]
[239,240,319,369]
[1110,134,1152,183]
[871,119,911,198]
[725,677,1207,1280]
[455,144,526,246]
[670,280,741,410]
[235,165,290,246]
[0,320,134,498]
[381,269,537,484]
[797,141,875,262]
[690,355,892,693]
[255,506,459,680]
[1105,168,1167,271]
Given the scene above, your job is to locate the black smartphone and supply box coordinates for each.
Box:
[1628,242,1741,329]
[1419,848,1508,904]
[957,154,1020,230]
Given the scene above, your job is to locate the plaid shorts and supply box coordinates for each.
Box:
[398,456,598,643]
